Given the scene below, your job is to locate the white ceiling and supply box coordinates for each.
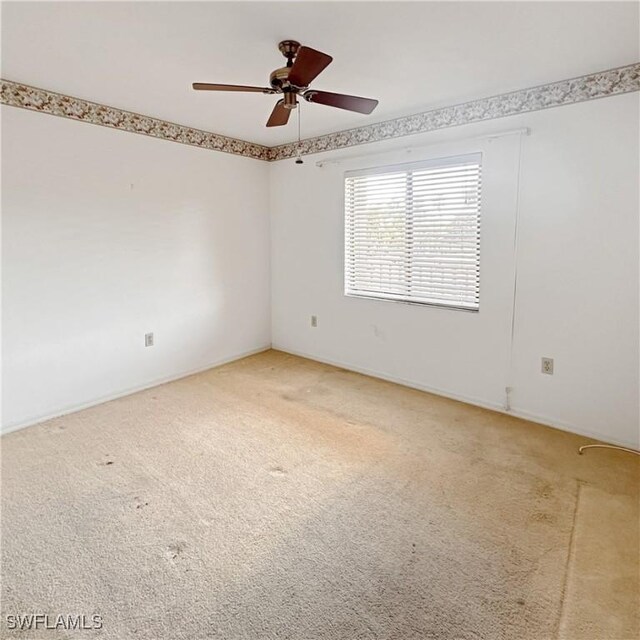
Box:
[2,1,638,146]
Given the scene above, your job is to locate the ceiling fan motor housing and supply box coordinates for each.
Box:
[270,40,307,93]
[269,66,291,89]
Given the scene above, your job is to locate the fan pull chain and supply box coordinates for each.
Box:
[295,102,304,164]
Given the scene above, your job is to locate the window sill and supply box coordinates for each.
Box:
[344,291,480,313]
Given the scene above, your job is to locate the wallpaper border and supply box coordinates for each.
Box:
[2,62,639,162]
[268,62,640,160]
[0,79,271,160]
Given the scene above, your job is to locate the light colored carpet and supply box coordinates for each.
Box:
[1,350,638,640]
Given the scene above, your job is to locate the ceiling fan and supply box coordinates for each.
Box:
[192,40,379,127]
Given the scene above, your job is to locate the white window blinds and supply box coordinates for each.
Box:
[344,153,482,311]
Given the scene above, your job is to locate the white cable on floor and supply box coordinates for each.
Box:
[578,444,640,457]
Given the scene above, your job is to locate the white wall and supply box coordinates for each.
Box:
[270,93,639,448]
[3,92,638,447]
[1,106,271,431]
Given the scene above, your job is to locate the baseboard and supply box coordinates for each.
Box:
[1,344,272,436]
[6,342,635,450]
[272,344,637,449]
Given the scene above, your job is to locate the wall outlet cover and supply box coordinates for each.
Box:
[145,333,154,347]
[541,357,554,375]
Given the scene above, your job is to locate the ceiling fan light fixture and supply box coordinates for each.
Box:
[282,91,297,110]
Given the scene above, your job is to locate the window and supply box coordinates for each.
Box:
[344,153,482,311]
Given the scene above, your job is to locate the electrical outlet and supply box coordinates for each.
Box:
[145,333,154,347]
[310,315,318,328]
[541,357,554,375]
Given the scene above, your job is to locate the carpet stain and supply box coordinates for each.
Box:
[166,541,186,561]
[530,511,557,524]
[134,496,149,510]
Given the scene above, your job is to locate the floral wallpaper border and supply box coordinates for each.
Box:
[267,62,640,160]
[2,62,639,163]
[0,79,271,160]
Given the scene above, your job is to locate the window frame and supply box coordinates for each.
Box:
[343,152,483,313]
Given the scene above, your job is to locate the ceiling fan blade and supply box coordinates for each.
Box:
[303,90,378,114]
[267,100,291,127]
[192,83,274,94]
[287,47,333,87]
